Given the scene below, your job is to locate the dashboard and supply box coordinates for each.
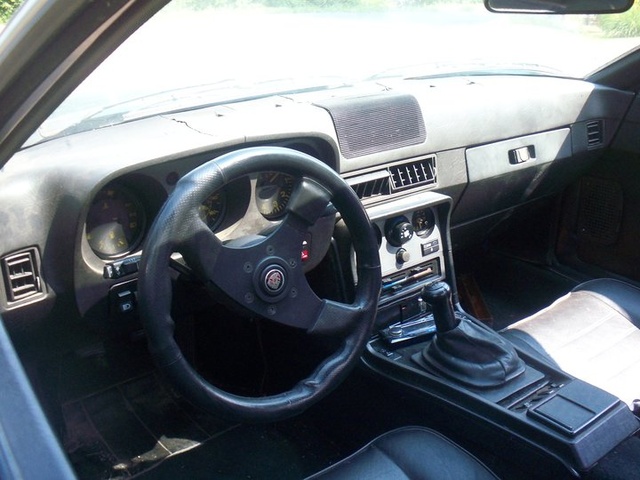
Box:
[0,74,633,338]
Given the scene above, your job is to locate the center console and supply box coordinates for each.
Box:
[363,191,453,339]
[358,192,639,475]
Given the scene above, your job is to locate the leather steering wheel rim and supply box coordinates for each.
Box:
[138,146,381,422]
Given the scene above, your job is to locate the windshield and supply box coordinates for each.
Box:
[27,0,640,143]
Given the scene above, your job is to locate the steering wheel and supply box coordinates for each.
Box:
[138,146,381,422]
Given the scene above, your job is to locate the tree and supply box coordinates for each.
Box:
[0,0,22,23]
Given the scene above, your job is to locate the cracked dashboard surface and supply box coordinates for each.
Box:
[0,74,632,333]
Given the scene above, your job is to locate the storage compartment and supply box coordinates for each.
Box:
[453,129,572,224]
[528,379,619,436]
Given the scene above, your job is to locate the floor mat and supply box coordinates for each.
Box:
[62,373,232,479]
[143,417,344,479]
[62,373,343,479]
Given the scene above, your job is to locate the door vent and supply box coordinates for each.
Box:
[1,248,44,304]
[586,120,604,149]
[389,156,436,192]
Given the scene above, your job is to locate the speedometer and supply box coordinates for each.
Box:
[86,184,146,259]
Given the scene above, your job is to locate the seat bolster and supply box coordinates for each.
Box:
[501,328,559,367]
[573,278,640,328]
[307,426,498,479]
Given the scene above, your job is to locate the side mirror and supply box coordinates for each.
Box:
[485,0,634,14]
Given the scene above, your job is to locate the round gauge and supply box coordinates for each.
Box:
[86,184,145,259]
[255,172,295,220]
[412,208,436,238]
[198,190,226,231]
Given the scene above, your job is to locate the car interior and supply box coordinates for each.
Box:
[1,0,640,479]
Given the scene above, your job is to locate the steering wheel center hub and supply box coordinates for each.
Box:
[263,265,286,295]
[254,257,292,302]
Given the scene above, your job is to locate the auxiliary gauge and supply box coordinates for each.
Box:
[412,208,436,238]
[255,172,295,220]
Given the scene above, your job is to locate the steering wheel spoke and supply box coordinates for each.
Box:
[285,177,333,229]
[310,299,371,336]
[178,217,224,279]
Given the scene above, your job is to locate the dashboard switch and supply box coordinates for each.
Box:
[103,256,141,279]
[117,290,135,314]
[109,280,138,318]
[396,248,411,264]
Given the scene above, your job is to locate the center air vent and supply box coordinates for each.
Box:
[348,155,437,200]
[389,156,436,192]
[586,120,604,149]
[1,248,44,304]
[348,170,391,199]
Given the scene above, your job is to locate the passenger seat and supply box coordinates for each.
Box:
[501,278,640,409]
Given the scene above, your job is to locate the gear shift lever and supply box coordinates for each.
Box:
[419,281,524,388]
[423,281,459,332]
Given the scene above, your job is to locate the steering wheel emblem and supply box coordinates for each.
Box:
[263,266,286,295]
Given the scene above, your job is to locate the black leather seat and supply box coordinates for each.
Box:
[502,278,640,408]
[307,426,499,479]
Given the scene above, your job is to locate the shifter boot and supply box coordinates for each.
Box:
[422,317,525,388]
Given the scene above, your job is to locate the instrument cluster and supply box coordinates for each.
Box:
[85,171,297,260]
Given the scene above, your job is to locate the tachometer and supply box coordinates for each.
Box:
[86,184,145,259]
[255,172,295,220]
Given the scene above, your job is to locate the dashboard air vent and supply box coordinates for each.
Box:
[347,155,437,199]
[1,248,43,304]
[586,120,604,149]
[347,170,391,199]
[389,156,436,192]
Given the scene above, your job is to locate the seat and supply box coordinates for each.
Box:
[502,278,640,408]
[307,426,499,479]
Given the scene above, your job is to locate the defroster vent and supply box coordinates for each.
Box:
[2,248,44,304]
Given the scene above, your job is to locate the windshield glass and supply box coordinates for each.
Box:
[28,0,640,144]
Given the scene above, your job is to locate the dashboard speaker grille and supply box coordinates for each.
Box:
[316,94,426,158]
[1,248,43,304]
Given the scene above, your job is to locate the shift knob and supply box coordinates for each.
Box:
[422,281,459,332]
